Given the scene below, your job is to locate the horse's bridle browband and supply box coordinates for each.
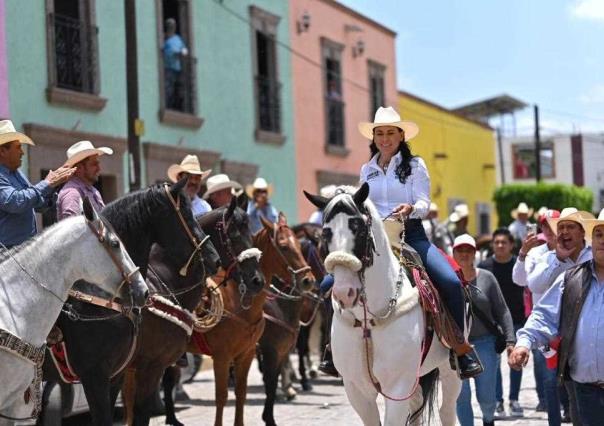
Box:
[163,184,209,277]
[266,224,311,299]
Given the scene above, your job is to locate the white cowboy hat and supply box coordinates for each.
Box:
[582,208,604,243]
[246,177,273,199]
[64,140,113,167]
[0,120,34,146]
[511,202,534,219]
[202,174,242,199]
[449,204,469,223]
[453,234,476,250]
[546,207,595,235]
[429,202,439,212]
[358,106,419,141]
[167,154,211,183]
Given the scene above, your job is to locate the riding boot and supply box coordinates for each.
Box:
[451,340,483,380]
[318,344,339,377]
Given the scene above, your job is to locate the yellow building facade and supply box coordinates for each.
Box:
[399,91,498,236]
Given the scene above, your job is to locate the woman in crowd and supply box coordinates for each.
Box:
[452,234,516,426]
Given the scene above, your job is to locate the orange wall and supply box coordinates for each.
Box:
[291,0,398,221]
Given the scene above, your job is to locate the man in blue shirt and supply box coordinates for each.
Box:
[509,210,604,426]
[246,177,278,234]
[163,18,188,110]
[0,120,75,248]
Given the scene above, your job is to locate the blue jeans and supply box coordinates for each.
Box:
[496,323,523,402]
[573,382,604,426]
[540,351,562,426]
[457,334,499,425]
[404,220,465,331]
[533,348,546,404]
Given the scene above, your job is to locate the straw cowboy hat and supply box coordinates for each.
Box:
[358,106,419,141]
[246,177,273,199]
[64,140,113,167]
[511,202,534,219]
[167,154,211,183]
[534,206,548,221]
[582,208,604,243]
[202,174,242,199]
[449,204,469,223]
[429,202,439,213]
[546,207,595,235]
[0,120,34,146]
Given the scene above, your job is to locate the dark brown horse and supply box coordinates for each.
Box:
[122,195,264,426]
[256,215,316,426]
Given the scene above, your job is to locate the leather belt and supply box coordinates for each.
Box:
[584,381,604,389]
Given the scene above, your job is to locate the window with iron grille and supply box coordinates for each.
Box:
[250,6,281,138]
[47,0,99,95]
[368,60,385,119]
[322,39,345,147]
[159,0,197,115]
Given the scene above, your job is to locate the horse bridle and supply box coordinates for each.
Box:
[215,209,261,309]
[163,184,211,277]
[86,217,141,313]
[266,224,311,300]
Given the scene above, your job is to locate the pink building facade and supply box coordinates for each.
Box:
[0,0,8,118]
[290,0,398,221]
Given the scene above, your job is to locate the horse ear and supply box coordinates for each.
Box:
[277,212,287,226]
[170,177,187,196]
[353,182,370,208]
[259,214,274,231]
[303,190,329,210]
[237,192,249,211]
[82,196,97,222]
[226,193,237,219]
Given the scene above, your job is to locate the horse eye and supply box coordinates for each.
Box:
[348,218,362,233]
[322,228,333,243]
[109,238,120,248]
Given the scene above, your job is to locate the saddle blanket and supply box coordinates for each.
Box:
[191,330,212,356]
[50,341,80,384]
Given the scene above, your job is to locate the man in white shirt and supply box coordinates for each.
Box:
[167,155,212,217]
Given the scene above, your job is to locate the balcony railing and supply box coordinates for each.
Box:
[52,13,98,94]
[326,97,345,147]
[256,75,281,133]
[164,54,198,115]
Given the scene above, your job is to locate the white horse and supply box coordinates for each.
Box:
[305,184,463,426]
[0,199,148,424]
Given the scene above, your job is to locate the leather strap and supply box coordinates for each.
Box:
[68,289,124,314]
[263,312,298,337]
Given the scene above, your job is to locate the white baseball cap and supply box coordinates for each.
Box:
[453,234,476,250]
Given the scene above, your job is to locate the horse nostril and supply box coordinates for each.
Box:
[143,289,149,300]
[347,288,354,298]
[254,276,264,288]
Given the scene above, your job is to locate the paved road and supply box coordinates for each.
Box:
[144,354,551,426]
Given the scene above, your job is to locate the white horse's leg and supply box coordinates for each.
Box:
[343,379,381,426]
[439,365,462,426]
[384,398,410,426]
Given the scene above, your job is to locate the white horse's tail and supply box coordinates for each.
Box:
[409,367,440,425]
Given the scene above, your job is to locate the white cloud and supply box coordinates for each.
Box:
[570,0,604,21]
[579,84,604,104]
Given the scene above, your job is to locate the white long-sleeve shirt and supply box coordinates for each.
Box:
[526,245,592,304]
[512,243,550,288]
[359,152,430,220]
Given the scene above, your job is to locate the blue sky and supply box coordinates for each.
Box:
[338,0,604,136]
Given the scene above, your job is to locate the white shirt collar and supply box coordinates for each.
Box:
[367,151,402,171]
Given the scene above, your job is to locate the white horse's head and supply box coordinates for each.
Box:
[79,198,149,309]
[304,183,379,309]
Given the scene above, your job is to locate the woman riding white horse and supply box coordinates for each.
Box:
[0,199,147,423]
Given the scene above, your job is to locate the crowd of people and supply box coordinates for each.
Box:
[2,103,604,426]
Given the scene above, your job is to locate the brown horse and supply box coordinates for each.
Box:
[121,195,264,426]
[256,215,316,426]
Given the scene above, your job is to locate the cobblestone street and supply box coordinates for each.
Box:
[143,353,552,426]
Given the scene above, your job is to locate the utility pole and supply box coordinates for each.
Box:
[534,104,541,183]
[125,0,141,191]
[496,127,506,184]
